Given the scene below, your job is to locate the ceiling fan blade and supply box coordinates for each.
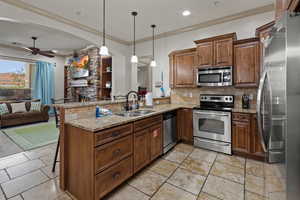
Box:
[40,50,56,55]
[38,51,55,58]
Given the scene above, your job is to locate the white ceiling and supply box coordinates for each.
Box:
[21,0,274,42]
[0,20,92,54]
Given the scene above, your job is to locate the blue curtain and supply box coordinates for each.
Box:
[32,61,55,110]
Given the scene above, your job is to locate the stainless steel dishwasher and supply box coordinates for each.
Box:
[163,111,177,153]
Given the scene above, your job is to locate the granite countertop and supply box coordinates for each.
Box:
[232,108,257,114]
[53,99,126,109]
[66,103,195,132]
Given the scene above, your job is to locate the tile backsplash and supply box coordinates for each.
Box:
[171,87,257,110]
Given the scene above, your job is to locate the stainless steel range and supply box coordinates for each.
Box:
[193,95,234,154]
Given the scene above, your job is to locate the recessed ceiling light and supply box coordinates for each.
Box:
[182,10,191,17]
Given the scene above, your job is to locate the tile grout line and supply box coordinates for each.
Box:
[148,146,195,199]
[195,152,218,199]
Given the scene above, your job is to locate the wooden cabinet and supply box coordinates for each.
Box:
[194,33,236,68]
[232,120,251,154]
[177,108,193,144]
[250,114,266,158]
[133,129,150,173]
[150,124,163,161]
[196,42,214,67]
[232,113,266,161]
[234,38,260,87]
[214,38,233,66]
[169,48,196,88]
[133,115,163,173]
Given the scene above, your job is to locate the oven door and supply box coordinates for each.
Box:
[193,110,231,143]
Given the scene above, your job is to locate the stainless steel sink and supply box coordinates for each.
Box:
[114,110,155,117]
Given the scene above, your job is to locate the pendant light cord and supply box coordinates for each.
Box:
[133,14,136,55]
[102,0,106,46]
[152,26,155,60]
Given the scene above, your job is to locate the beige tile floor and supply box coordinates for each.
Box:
[0,143,283,200]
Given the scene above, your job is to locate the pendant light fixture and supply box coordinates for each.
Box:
[150,24,157,67]
[131,11,138,63]
[100,0,109,56]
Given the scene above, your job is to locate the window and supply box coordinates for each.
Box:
[0,60,32,89]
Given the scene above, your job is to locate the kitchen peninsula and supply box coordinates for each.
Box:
[55,98,194,200]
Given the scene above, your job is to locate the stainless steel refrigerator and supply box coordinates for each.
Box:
[257,13,300,200]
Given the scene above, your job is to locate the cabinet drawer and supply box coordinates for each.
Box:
[95,135,133,174]
[134,115,162,132]
[95,156,133,200]
[94,123,133,146]
[233,113,251,122]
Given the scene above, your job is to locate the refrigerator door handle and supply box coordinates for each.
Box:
[256,70,268,153]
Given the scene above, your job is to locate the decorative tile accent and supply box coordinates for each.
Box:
[189,148,217,164]
[198,192,221,200]
[163,150,188,164]
[211,162,244,184]
[149,159,178,178]
[105,184,149,200]
[128,170,166,196]
[1,170,49,198]
[6,159,45,179]
[245,174,265,196]
[180,157,213,176]
[216,154,245,169]
[246,159,264,178]
[167,168,205,195]
[202,175,244,200]
[151,183,197,200]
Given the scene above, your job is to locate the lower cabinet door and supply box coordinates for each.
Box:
[150,124,163,161]
[232,120,251,154]
[133,129,150,173]
[95,156,133,200]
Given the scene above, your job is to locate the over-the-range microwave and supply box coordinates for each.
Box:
[196,66,233,87]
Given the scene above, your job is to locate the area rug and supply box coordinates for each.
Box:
[3,121,59,151]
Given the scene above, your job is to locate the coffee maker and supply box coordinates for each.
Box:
[242,94,250,109]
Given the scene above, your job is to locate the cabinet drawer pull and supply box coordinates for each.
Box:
[111,132,120,137]
[113,149,121,157]
[112,172,121,179]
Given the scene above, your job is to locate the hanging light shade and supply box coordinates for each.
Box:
[150,24,157,67]
[131,11,138,64]
[100,0,109,56]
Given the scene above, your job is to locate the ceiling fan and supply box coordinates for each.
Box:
[22,37,56,58]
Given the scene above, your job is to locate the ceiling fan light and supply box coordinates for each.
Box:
[100,45,109,56]
[150,60,157,67]
[131,55,138,63]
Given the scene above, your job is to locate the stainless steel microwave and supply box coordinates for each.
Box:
[197,66,233,87]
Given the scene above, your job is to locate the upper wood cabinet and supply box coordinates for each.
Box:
[196,41,214,67]
[276,0,288,20]
[234,38,260,87]
[194,33,236,68]
[169,48,196,88]
[214,38,234,66]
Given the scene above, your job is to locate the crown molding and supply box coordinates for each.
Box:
[0,0,274,46]
[134,4,274,45]
[0,0,130,45]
